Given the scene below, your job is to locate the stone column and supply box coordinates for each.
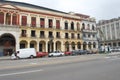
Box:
[4,12,6,25]
[10,13,13,25]
[45,16,48,28]
[46,41,48,52]
[37,41,39,52]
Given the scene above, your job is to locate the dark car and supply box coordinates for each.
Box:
[71,50,79,55]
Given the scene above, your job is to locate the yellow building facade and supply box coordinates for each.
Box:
[0,1,98,56]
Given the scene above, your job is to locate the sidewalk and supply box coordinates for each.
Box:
[0,56,10,60]
[108,52,120,56]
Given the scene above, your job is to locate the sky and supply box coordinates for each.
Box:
[6,0,120,21]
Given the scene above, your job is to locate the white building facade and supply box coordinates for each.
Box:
[97,17,120,49]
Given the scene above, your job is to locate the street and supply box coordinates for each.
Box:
[0,54,120,80]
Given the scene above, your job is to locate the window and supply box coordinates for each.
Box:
[87,24,90,30]
[56,32,60,38]
[12,14,17,25]
[77,34,80,39]
[6,13,11,25]
[65,21,68,29]
[65,33,69,38]
[21,16,27,26]
[49,19,53,28]
[0,12,4,24]
[30,43,34,48]
[93,34,95,38]
[40,31,45,38]
[71,33,74,38]
[92,25,95,30]
[40,18,45,28]
[71,22,74,30]
[31,17,36,27]
[49,32,53,38]
[21,30,27,37]
[83,33,86,38]
[88,34,91,38]
[56,20,60,29]
[20,43,25,49]
[31,30,36,37]
[82,23,85,30]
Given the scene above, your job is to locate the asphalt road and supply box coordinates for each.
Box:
[0,54,120,80]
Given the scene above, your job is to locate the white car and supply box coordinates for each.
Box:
[11,48,36,59]
[48,51,64,57]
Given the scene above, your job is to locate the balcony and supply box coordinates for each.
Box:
[21,34,27,37]
[40,35,45,38]
[82,29,97,33]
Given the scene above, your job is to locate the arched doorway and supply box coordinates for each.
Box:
[65,42,69,51]
[88,42,92,50]
[0,33,16,56]
[20,40,28,49]
[77,42,81,49]
[83,42,87,50]
[39,41,46,52]
[71,42,75,50]
[56,41,61,51]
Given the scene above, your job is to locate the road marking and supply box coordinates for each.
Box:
[0,69,43,77]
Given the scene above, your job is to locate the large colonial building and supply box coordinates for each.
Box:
[97,17,120,50]
[0,1,98,56]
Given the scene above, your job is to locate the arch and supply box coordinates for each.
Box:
[87,24,90,30]
[20,40,28,49]
[30,40,37,50]
[6,13,11,25]
[71,42,75,50]
[65,41,70,51]
[71,22,74,30]
[56,41,61,51]
[83,42,87,50]
[93,42,96,48]
[39,41,46,52]
[65,21,68,29]
[0,33,16,56]
[82,23,85,30]
[0,12,4,24]
[88,42,92,49]
[92,25,95,30]
[77,42,81,49]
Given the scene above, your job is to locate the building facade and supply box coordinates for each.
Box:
[97,17,120,50]
[0,1,98,56]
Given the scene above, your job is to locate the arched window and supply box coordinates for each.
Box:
[92,25,95,30]
[0,12,4,24]
[87,24,90,30]
[93,42,96,48]
[82,23,85,30]
[65,21,68,29]
[71,22,74,30]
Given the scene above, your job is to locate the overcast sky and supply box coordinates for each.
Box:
[7,0,120,21]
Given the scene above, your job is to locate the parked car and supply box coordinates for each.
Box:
[36,52,48,58]
[11,48,36,59]
[48,51,64,57]
[64,51,72,56]
[71,50,80,55]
